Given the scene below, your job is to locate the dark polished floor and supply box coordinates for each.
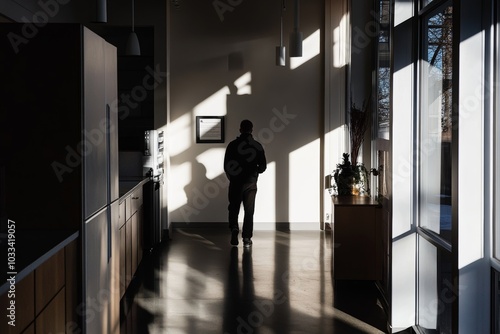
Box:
[121,228,388,334]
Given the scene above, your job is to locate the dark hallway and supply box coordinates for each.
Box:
[120,228,388,333]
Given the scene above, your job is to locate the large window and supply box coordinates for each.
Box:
[417,2,454,333]
[376,0,391,140]
[418,4,453,243]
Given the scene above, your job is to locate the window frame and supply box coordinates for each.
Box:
[414,0,457,332]
[417,0,454,247]
[494,0,500,268]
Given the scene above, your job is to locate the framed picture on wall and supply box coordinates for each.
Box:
[196,116,225,143]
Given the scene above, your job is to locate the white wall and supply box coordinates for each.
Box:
[168,0,324,229]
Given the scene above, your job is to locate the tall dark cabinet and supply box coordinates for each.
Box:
[0,24,120,334]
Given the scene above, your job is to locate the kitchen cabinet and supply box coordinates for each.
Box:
[125,216,133,289]
[0,238,78,334]
[35,248,65,315]
[35,288,66,334]
[0,23,119,334]
[119,181,146,298]
[120,222,127,297]
[332,196,384,280]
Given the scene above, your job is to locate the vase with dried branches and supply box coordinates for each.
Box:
[332,98,378,196]
[349,98,370,166]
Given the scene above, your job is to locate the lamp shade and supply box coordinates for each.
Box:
[96,0,107,23]
[289,31,303,57]
[126,31,141,56]
[289,0,302,58]
[276,46,286,66]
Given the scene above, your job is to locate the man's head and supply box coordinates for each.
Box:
[240,119,253,134]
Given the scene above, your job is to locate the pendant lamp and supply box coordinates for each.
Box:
[96,0,107,23]
[126,0,141,56]
[275,0,286,66]
[289,0,303,57]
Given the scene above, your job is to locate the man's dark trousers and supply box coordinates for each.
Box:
[228,180,257,239]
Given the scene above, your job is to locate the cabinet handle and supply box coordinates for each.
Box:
[132,197,140,200]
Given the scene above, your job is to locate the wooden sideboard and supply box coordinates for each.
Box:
[332,196,385,280]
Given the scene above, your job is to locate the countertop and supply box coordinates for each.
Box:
[119,176,151,199]
[0,229,79,295]
[332,195,381,206]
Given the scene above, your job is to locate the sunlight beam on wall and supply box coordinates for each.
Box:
[290,29,321,70]
[169,113,192,157]
[193,86,231,116]
[333,15,348,68]
[234,71,252,95]
[196,148,226,179]
[289,139,320,228]
[169,161,191,211]
[254,161,276,228]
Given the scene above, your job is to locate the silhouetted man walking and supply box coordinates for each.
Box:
[224,120,267,247]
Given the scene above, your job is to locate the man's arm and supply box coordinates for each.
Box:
[224,142,242,179]
[257,145,267,174]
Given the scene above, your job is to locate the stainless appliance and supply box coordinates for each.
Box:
[82,29,119,334]
[143,130,164,250]
[143,129,164,176]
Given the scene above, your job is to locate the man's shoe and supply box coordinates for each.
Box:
[243,238,252,248]
[230,229,239,246]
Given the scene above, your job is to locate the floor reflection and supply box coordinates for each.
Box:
[223,247,259,333]
[120,228,388,333]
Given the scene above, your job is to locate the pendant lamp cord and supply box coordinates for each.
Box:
[293,0,299,32]
[132,0,135,32]
[280,0,286,46]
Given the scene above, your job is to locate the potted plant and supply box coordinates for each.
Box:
[332,98,378,196]
[333,153,378,195]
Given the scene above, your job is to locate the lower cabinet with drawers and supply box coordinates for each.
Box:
[118,181,146,299]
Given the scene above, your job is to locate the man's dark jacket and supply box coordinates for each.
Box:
[224,133,266,183]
